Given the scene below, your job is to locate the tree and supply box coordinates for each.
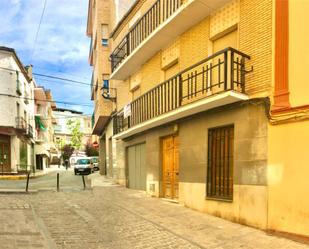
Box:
[66,119,83,150]
[61,144,74,161]
[85,143,99,157]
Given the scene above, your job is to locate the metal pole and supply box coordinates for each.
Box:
[57,173,59,192]
[25,172,30,192]
[82,175,86,190]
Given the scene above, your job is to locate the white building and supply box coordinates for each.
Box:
[0,46,35,173]
[53,108,92,150]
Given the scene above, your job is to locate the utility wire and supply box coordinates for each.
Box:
[0,93,93,107]
[0,66,90,86]
[30,0,48,63]
[34,73,90,86]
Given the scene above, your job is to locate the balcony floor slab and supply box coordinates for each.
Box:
[114,91,249,139]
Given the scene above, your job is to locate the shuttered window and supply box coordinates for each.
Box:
[207,125,234,200]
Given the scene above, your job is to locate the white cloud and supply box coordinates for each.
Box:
[0,0,93,113]
[0,0,91,65]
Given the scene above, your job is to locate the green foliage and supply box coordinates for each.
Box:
[85,143,99,157]
[66,119,83,150]
[61,144,74,161]
[55,137,65,150]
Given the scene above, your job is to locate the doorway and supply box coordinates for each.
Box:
[162,135,179,199]
[0,136,11,173]
[127,143,146,191]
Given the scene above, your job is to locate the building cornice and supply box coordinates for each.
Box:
[0,46,32,83]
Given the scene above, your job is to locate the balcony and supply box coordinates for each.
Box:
[113,47,251,139]
[15,117,33,138]
[35,130,46,143]
[27,124,33,138]
[15,117,27,131]
[110,0,230,80]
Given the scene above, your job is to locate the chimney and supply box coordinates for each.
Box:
[25,65,33,79]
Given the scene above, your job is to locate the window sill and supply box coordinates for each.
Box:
[206,196,233,203]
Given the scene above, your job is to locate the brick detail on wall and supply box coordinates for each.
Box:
[210,0,239,39]
[239,0,272,96]
[161,40,180,70]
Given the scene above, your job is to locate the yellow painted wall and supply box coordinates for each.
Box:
[267,1,309,237]
[268,120,309,236]
[289,0,309,107]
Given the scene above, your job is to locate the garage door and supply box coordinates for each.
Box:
[127,143,146,191]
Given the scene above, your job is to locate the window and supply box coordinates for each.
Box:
[103,80,109,89]
[102,74,109,89]
[16,102,20,117]
[207,125,234,200]
[102,39,108,46]
[101,24,108,47]
[16,71,21,95]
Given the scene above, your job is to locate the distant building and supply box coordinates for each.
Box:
[0,46,35,173]
[33,87,57,170]
[53,108,92,150]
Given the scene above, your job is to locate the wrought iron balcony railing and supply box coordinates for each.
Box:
[111,0,183,72]
[113,47,251,134]
[27,124,33,138]
[15,117,27,131]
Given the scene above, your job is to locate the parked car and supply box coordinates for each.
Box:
[90,156,99,171]
[70,156,86,167]
[74,158,94,175]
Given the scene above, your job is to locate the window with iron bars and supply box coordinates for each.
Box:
[207,125,234,201]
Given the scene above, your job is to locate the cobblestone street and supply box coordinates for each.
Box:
[0,174,308,249]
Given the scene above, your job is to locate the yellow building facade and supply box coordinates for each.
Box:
[267,0,309,238]
[87,0,309,238]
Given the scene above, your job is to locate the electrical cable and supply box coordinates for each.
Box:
[30,0,48,63]
[0,93,93,107]
[0,66,90,86]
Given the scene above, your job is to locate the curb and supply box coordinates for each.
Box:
[0,189,38,194]
[0,175,44,180]
[0,170,64,180]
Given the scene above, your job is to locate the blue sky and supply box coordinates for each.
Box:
[0,0,93,114]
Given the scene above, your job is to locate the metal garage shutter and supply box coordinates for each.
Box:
[127,143,146,191]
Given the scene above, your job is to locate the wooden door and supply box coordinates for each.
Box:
[0,138,11,173]
[162,136,179,199]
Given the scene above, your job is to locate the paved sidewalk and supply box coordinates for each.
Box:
[0,195,51,249]
[0,174,308,248]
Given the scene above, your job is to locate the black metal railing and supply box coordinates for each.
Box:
[111,0,183,72]
[16,117,27,130]
[114,47,251,134]
[27,124,33,138]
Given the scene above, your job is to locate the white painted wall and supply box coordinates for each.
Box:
[0,50,35,171]
[0,52,35,130]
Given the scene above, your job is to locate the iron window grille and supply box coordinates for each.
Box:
[207,125,234,201]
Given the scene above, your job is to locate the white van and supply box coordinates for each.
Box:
[69,156,86,167]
